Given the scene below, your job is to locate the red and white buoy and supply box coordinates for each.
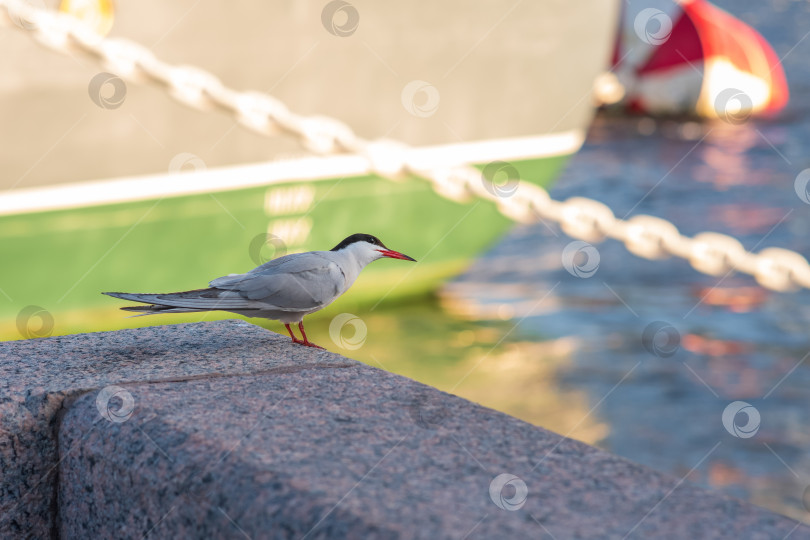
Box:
[600,0,788,121]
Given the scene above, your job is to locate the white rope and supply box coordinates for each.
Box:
[3,0,810,292]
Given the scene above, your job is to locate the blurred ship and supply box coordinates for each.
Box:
[0,0,619,334]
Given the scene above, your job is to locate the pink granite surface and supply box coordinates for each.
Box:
[0,320,348,538]
[2,320,808,538]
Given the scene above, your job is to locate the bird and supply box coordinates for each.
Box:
[103,233,416,348]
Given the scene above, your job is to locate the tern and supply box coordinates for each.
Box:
[104,233,416,348]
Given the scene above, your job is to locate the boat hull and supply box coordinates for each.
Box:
[0,154,567,339]
[0,0,620,338]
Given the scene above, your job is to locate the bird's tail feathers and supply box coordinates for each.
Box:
[119,304,209,318]
[103,289,258,312]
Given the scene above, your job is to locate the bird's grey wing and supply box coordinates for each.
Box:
[209,255,345,311]
[208,254,295,289]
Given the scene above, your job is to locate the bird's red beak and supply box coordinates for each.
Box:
[378,249,416,262]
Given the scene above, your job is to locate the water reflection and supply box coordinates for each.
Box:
[443,109,810,523]
[305,300,608,445]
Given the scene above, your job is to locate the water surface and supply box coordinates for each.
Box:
[443,0,810,522]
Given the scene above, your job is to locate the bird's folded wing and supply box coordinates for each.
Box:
[209,256,344,311]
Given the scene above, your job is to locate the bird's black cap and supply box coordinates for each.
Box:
[331,233,387,251]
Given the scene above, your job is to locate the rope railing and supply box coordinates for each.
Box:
[3,0,810,292]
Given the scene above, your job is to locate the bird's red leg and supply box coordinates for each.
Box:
[298,321,324,349]
[284,323,305,345]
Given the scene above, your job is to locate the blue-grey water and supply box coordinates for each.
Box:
[449,0,810,524]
